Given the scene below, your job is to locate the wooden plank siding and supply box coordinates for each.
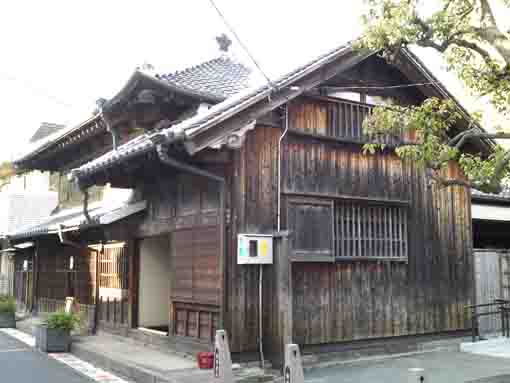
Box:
[138,167,223,343]
[228,125,280,353]
[282,96,473,345]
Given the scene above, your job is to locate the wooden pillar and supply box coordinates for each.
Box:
[127,239,138,329]
[219,181,227,331]
[31,241,40,313]
[268,231,292,370]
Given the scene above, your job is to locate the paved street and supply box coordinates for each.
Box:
[0,331,91,383]
[305,350,510,383]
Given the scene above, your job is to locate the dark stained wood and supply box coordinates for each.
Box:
[227,125,280,353]
[284,99,473,344]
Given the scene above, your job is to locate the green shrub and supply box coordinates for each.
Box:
[44,311,80,331]
[0,296,15,314]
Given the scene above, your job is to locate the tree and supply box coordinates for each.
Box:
[357,0,510,193]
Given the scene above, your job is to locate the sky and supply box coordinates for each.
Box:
[0,0,509,162]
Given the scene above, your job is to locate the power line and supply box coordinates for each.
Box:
[322,81,440,91]
[207,0,275,88]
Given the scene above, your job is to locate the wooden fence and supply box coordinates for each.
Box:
[0,275,10,296]
[97,296,129,334]
[474,249,510,335]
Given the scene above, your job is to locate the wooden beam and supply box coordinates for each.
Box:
[185,50,372,155]
[283,190,410,206]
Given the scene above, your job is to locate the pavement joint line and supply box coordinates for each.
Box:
[0,348,29,353]
[302,348,446,373]
[0,328,130,383]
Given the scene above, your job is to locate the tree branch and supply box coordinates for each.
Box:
[480,0,498,28]
[447,129,510,149]
[450,38,493,62]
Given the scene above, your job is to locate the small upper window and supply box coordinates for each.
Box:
[365,95,395,106]
[327,91,362,102]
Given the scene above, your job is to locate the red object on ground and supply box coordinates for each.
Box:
[197,352,214,369]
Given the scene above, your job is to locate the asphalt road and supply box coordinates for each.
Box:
[305,350,510,383]
[0,331,91,383]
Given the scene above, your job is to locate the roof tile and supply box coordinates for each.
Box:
[156,56,252,99]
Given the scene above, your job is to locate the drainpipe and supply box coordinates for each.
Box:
[155,144,228,334]
[97,99,119,151]
[277,105,289,232]
[80,186,93,224]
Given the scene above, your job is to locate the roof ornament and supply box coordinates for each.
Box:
[216,33,232,53]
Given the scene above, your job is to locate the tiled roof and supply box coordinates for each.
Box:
[14,57,251,165]
[71,43,357,181]
[9,200,147,240]
[29,122,66,143]
[472,186,510,202]
[156,56,252,100]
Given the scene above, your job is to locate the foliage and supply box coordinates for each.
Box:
[0,296,16,314]
[357,0,510,193]
[44,311,80,332]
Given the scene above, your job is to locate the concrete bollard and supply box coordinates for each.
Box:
[408,368,425,383]
[284,344,304,383]
[65,297,75,314]
[214,330,233,383]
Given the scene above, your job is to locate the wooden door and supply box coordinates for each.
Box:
[500,253,510,301]
[474,250,502,334]
[172,225,220,341]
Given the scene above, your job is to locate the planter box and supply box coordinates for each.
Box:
[38,326,71,353]
[0,311,15,328]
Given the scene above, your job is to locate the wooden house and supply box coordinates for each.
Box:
[12,41,491,365]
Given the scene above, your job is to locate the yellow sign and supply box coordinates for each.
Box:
[260,240,267,256]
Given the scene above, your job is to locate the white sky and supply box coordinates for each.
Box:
[1,0,509,162]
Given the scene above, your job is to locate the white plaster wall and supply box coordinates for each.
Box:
[138,236,171,328]
[472,203,510,221]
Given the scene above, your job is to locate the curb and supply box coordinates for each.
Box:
[71,342,172,383]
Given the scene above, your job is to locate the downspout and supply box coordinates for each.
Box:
[30,241,39,313]
[277,105,289,232]
[80,186,93,224]
[97,100,119,151]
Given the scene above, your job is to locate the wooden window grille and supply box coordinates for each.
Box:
[98,244,128,290]
[336,202,408,260]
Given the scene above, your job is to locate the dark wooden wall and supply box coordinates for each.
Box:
[228,125,280,353]
[37,239,95,305]
[136,167,223,341]
[283,96,473,345]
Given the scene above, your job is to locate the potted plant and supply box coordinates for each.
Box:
[0,296,16,328]
[39,311,80,353]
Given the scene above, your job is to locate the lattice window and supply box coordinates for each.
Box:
[98,244,128,290]
[336,202,408,260]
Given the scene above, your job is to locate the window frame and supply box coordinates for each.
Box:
[335,200,409,262]
[287,197,335,263]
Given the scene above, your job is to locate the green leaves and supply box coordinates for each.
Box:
[359,0,510,193]
[0,296,15,314]
[359,0,510,114]
[362,98,460,170]
[45,311,80,331]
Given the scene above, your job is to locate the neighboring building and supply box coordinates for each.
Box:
[12,39,491,365]
[472,187,510,249]
[0,123,63,298]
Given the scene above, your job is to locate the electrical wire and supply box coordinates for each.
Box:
[207,0,275,89]
[321,81,439,91]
